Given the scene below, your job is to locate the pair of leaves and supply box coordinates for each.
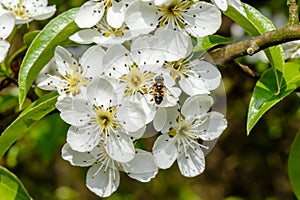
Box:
[225,3,286,134]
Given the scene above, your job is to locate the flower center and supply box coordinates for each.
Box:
[63,70,90,96]
[95,106,120,132]
[94,16,128,38]
[168,115,198,139]
[119,62,155,96]
[157,0,193,28]
[164,58,189,80]
[8,0,30,19]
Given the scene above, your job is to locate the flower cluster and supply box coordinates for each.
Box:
[0,0,56,63]
[37,0,231,197]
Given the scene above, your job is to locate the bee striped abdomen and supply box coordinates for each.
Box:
[152,76,165,105]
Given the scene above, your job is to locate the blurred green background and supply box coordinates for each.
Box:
[1,0,299,199]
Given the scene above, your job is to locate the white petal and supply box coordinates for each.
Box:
[54,46,78,76]
[69,29,100,44]
[153,107,167,132]
[177,143,205,177]
[154,0,173,6]
[0,12,15,39]
[61,143,95,167]
[192,60,222,91]
[105,131,135,163]
[154,105,179,133]
[131,35,166,67]
[86,77,114,107]
[79,45,105,76]
[154,29,193,62]
[31,6,56,20]
[179,75,210,96]
[211,0,228,11]
[15,18,33,25]
[106,2,125,28]
[117,101,147,132]
[0,40,10,63]
[197,111,227,141]
[128,125,146,139]
[86,164,120,197]
[37,75,66,93]
[75,1,105,28]
[66,125,101,152]
[125,1,157,34]
[102,44,131,77]
[134,94,156,124]
[152,134,178,169]
[184,2,222,37]
[181,95,214,118]
[56,97,92,126]
[122,149,158,182]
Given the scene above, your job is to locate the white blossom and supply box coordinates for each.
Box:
[162,57,222,96]
[38,45,104,97]
[71,1,141,46]
[56,77,147,162]
[152,94,227,177]
[75,0,133,28]
[70,16,137,47]
[0,0,56,24]
[0,11,15,63]
[125,0,222,37]
[62,142,158,197]
[102,34,181,123]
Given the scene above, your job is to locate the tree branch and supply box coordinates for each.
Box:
[207,26,300,67]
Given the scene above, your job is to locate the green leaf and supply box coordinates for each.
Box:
[193,35,233,54]
[23,31,40,47]
[247,62,300,134]
[0,166,32,200]
[0,92,58,158]
[225,3,285,90]
[288,131,300,199]
[18,8,80,109]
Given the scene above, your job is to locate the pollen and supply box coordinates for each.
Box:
[119,62,155,96]
[168,115,199,139]
[63,66,90,96]
[156,0,193,29]
[95,106,120,133]
[10,3,30,19]
[95,17,128,38]
[164,58,190,80]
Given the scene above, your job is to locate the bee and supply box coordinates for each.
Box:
[150,75,166,105]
